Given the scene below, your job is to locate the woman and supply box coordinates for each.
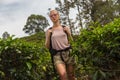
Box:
[45,10,75,80]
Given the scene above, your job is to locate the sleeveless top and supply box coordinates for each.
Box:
[51,28,70,50]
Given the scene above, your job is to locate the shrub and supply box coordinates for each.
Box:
[75,18,120,80]
[0,37,52,80]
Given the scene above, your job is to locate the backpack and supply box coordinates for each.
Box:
[48,25,71,73]
[49,25,69,55]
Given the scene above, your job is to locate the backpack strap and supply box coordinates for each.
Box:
[49,25,68,49]
[48,27,53,50]
[61,25,69,41]
[48,27,56,74]
[48,26,70,74]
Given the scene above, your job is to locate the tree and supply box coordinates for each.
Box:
[23,14,49,35]
[2,31,10,39]
[55,0,92,34]
[54,0,74,34]
[74,0,92,29]
[55,0,120,33]
[91,0,120,26]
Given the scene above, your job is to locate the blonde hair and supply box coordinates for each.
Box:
[49,10,59,16]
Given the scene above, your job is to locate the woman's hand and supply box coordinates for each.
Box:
[63,26,73,41]
[63,26,70,35]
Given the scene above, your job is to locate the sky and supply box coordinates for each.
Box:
[0,0,57,38]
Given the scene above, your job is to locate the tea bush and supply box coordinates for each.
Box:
[75,18,120,80]
[0,18,120,80]
[0,37,53,80]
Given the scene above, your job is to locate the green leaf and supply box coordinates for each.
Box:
[0,71,5,77]
[99,70,106,78]
[93,71,98,80]
[26,62,32,70]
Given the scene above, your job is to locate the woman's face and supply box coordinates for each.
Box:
[49,10,60,23]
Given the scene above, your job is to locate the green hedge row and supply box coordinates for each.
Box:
[74,18,120,80]
[0,37,54,80]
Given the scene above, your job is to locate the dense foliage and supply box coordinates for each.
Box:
[74,18,120,80]
[0,37,53,80]
[0,18,120,80]
[23,14,49,35]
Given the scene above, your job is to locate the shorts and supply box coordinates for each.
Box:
[53,49,75,65]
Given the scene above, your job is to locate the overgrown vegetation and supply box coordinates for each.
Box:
[74,18,120,80]
[0,18,120,80]
[0,36,53,80]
